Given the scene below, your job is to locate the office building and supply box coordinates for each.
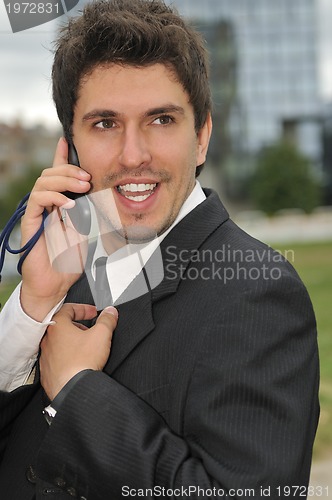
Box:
[170,0,322,195]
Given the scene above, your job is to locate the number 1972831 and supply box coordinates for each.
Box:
[5,3,60,14]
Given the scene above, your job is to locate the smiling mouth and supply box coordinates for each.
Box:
[116,182,158,202]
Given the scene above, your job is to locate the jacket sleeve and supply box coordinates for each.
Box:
[34,268,319,500]
[0,383,39,461]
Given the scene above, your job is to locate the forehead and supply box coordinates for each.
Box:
[76,63,191,114]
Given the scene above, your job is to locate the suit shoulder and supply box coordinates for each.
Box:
[201,217,308,292]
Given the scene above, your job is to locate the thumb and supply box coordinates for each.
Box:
[95,306,118,334]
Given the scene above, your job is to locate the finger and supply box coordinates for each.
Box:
[39,165,91,182]
[52,303,98,324]
[34,175,90,195]
[51,138,90,180]
[94,306,118,335]
[26,190,75,214]
[73,321,89,330]
[24,168,90,227]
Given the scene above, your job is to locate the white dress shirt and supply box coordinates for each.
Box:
[0,182,206,391]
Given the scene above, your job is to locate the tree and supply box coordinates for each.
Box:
[0,166,42,230]
[250,141,321,215]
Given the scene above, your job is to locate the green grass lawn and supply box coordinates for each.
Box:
[0,277,20,307]
[0,241,331,458]
[274,240,332,459]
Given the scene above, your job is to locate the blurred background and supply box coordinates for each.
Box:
[0,0,331,492]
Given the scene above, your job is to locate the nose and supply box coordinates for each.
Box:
[118,125,152,169]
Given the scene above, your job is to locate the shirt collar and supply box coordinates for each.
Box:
[92,180,206,302]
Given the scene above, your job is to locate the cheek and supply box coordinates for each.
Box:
[74,134,108,165]
[178,141,200,178]
[80,150,112,185]
[167,137,198,171]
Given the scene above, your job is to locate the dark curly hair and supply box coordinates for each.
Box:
[52,0,212,174]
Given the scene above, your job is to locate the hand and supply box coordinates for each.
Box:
[20,138,91,321]
[40,303,118,401]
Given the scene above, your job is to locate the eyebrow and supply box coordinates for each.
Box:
[145,105,185,117]
[82,104,185,122]
[83,110,118,121]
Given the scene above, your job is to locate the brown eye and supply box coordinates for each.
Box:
[153,115,174,125]
[95,120,115,129]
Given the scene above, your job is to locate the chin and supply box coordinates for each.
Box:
[115,224,161,244]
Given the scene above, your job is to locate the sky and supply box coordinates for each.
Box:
[0,0,332,130]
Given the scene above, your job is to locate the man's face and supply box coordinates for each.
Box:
[72,63,211,244]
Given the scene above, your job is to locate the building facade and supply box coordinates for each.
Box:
[0,121,60,197]
[169,0,322,197]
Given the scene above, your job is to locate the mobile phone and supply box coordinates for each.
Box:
[63,142,91,235]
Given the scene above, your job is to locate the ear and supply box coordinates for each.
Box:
[196,113,213,166]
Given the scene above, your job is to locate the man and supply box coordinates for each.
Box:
[0,0,319,498]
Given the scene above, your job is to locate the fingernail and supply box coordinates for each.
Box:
[103,306,118,318]
[62,199,76,210]
[78,170,90,179]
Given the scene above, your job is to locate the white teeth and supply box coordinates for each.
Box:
[125,193,151,202]
[117,182,158,202]
[119,183,157,193]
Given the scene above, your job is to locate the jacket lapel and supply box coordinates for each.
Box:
[152,188,229,302]
[104,189,229,374]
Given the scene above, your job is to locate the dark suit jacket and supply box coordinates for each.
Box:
[0,189,319,499]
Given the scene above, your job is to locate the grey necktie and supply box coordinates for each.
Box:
[94,256,113,310]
